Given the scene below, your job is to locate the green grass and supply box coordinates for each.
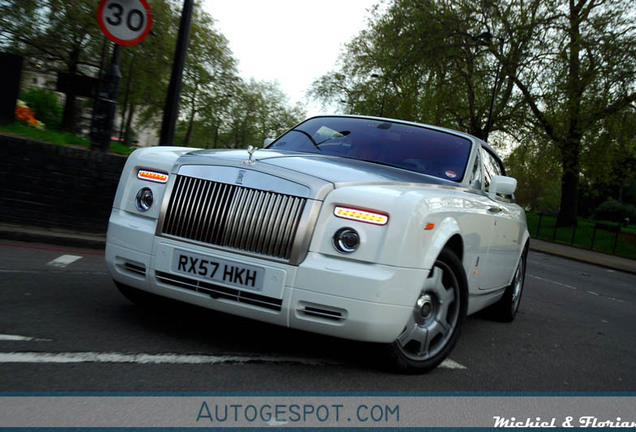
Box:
[0,122,134,155]
[527,211,636,260]
[108,141,135,155]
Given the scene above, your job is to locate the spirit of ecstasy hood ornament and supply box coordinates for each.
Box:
[245,145,258,165]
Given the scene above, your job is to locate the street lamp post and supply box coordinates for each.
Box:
[159,0,194,146]
[370,73,387,117]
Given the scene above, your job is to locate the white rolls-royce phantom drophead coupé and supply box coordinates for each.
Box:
[106,115,529,373]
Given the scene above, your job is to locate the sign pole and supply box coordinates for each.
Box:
[90,44,121,151]
[91,0,152,151]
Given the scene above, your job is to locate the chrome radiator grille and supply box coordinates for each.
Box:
[161,175,307,260]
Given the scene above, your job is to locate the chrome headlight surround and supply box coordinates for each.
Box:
[135,187,154,212]
[332,227,360,254]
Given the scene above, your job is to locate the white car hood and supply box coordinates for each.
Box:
[176,148,453,191]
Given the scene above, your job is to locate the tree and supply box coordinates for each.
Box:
[309,0,533,141]
[505,127,563,211]
[1,0,308,147]
[220,80,305,149]
[117,0,182,138]
[311,0,636,227]
[578,106,636,214]
[0,0,41,50]
[1,0,104,132]
[509,0,636,226]
[179,5,238,146]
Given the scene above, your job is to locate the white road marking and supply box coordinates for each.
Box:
[528,274,624,303]
[440,359,467,370]
[46,254,82,268]
[0,352,335,366]
[0,351,467,370]
[0,334,51,342]
[528,274,577,290]
[0,269,107,275]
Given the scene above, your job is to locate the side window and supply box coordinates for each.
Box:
[481,148,504,193]
[468,149,482,190]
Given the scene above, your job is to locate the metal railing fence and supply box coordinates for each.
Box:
[529,212,636,260]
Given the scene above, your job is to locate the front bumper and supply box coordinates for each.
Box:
[106,211,428,344]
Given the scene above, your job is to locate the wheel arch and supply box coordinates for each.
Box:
[444,234,464,263]
[388,241,469,373]
[421,217,464,274]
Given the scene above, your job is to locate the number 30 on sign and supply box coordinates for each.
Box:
[97,0,152,46]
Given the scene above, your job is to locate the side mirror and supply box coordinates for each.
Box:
[489,175,517,200]
[263,138,275,147]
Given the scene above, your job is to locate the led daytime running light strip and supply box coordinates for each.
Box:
[334,206,389,225]
[137,170,168,183]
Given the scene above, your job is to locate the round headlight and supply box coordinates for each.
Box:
[333,227,360,254]
[135,187,154,212]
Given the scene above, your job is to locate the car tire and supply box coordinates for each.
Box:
[488,244,528,322]
[387,248,468,373]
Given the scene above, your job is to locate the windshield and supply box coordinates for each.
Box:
[267,117,473,182]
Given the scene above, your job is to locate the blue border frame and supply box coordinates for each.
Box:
[1,391,635,396]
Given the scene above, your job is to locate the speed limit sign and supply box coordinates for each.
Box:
[97,0,152,46]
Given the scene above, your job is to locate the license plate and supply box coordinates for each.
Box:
[171,250,264,291]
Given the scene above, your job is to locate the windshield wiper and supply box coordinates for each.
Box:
[291,129,321,150]
[316,130,350,146]
[291,129,351,150]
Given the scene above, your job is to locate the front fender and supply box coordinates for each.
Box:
[111,146,192,217]
[308,184,477,272]
[421,217,462,272]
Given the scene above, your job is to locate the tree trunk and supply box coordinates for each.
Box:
[183,108,195,147]
[183,82,199,147]
[556,0,584,228]
[123,104,135,146]
[556,140,581,227]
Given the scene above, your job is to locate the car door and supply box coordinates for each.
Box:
[476,147,523,290]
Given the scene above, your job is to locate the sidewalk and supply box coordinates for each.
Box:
[1,222,635,275]
[529,238,636,274]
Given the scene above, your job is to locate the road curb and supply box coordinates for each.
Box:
[0,224,106,250]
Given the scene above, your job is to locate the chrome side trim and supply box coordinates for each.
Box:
[289,199,322,265]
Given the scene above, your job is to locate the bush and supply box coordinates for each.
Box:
[593,199,636,224]
[20,87,62,130]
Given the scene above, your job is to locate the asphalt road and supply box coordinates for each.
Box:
[0,239,634,392]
